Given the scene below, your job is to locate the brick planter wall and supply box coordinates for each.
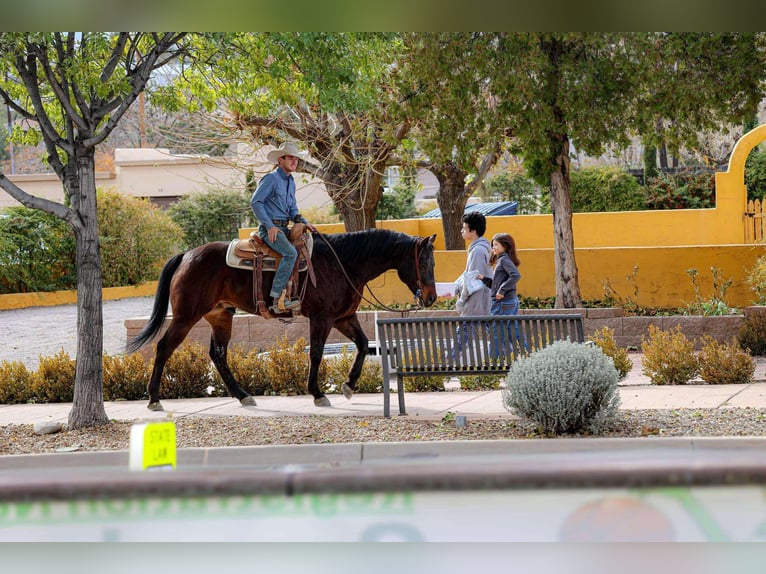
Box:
[125,307,749,358]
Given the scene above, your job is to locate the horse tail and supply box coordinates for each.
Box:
[126,252,185,353]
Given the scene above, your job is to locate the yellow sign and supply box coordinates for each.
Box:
[129,421,177,471]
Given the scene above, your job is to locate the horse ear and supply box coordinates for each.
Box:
[428,234,437,245]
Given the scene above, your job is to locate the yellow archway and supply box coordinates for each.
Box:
[716,123,766,242]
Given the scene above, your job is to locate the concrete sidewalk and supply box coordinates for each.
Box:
[2,360,766,427]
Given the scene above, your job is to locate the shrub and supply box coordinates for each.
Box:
[377,182,418,220]
[403,375,446,392]
[697,336,755,385]
[98,189,184,287]
[264,336,310,395]
[160,342,215,399]
[569,166,645,213]
[167,187,256,249]
[31,349,76,403]
[211,344,274,397]
[0,360,34,404]
[745,146,766,201]
[323,347,382,394]
[746,256,766,306]
[482,171,543,214]
[502,340,620,435]
[102,352,151,401]
[641,325,699,385]
[738,312,766,356]
[587,326,633,380]
[0,206,76,294]
[644,173,715,210]
[458,374,504,390]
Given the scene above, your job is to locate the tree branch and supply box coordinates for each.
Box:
[36,37,89,133]
[0,171,73,223]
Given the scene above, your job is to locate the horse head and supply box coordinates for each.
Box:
[397,234,437,307]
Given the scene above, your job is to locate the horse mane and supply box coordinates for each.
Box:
[321,228,417,261]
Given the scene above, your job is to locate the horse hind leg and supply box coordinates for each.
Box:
[333,315,370,400]
[207,307,256,406]
[146,319,196,411]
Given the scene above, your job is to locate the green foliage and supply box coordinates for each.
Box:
[31,349,76,403]
[644,173,716,210]
[746,256,766,306]
[0,125,9,162]
[481,172,543,214]
[211,344,273,397]
[0,206,76,294]
[102,353,151,401]
[160,342,216,399]
[0,191,184,293]
[502,340,620,435]
[745,147,766,201]
[569,167,645,213]
[98,189,184,287]
[641,325,699,385]
[323,347,382,394]
[697,336,754,385]
[458,374,504,390]
[167,187,256,249]
[0,360,34,404]
[263,336,310,396]
[587,326,633,380]
[682,267,737,316]
[737,312,766,356]
[403,375,446,392]
[376,182,418,221]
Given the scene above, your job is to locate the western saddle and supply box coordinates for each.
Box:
[230,223,316,319]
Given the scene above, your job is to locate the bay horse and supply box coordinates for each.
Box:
[127,229,437,411]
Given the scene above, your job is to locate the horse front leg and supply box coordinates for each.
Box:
[333,314,369,400]
[206,308,256,406]
[309,317,334,407]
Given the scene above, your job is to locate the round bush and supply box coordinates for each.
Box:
[502,340,620,435]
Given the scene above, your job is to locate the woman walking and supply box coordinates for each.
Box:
[479,233,524,357]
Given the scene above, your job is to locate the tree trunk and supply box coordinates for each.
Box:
[549,134,582,309]
[659,142,669,170]
[643,143,658,183]
[336,200,378,230]
[68,148,109,429]
[432,163,470,250]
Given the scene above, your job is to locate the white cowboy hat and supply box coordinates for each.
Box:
[266,142,306,164]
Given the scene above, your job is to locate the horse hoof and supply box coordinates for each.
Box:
[341,383,354,400]
[147,402,164,412]
[314,396,332,407]
[240,396,257,407]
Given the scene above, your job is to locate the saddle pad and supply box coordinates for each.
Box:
[225,239,311,272]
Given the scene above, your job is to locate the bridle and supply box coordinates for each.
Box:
[316,232,429,312]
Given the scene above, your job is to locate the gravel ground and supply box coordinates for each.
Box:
[2,408,766,456]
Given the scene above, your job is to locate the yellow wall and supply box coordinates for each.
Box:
[0,282,158,310]
[9,126,757,311]
[242,124,766,309]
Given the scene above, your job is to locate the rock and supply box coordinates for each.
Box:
[33,421,63,435]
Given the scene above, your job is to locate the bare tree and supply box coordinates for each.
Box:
[0,32,188,428]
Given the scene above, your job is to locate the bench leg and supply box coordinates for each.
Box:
[383,372,391,418]
[397,375,407,416]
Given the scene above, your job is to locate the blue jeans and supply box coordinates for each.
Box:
[258,224,297,298]
[490,296,526,358]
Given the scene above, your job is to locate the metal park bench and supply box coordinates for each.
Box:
[377,314,585,417]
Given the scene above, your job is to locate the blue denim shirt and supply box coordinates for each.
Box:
[250,167,306,230]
